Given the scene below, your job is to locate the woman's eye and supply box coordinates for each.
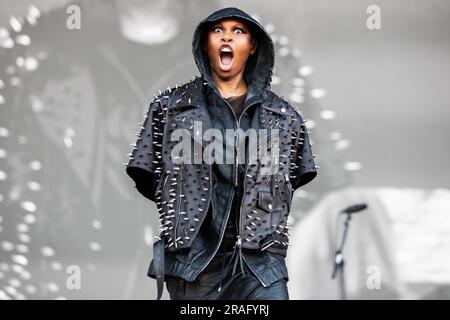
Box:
[212,27,244,34]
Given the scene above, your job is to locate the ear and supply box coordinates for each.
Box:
[250,38,258,55]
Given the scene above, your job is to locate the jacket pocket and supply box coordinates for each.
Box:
[257,184,282,214]
[284,173,293,212]
[173,104,198,115]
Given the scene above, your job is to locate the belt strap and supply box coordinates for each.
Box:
[153,239,165,300]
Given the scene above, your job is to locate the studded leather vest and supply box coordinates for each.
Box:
[126,76,318,256]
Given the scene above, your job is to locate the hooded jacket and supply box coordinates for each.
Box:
[125,7,318,299]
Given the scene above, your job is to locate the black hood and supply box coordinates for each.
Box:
[192,7,275,101]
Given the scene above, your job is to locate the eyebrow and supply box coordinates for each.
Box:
[212,22,248,30]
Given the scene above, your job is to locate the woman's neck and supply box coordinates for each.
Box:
[211,73,248,99]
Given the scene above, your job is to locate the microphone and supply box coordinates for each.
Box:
[340,203,367,214]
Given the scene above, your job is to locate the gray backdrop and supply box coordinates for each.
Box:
[0,0,449,300]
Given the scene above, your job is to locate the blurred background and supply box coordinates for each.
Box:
[0,0,449,299]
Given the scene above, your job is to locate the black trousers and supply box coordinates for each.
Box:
[165,250,289,300]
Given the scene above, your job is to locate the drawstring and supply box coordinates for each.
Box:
[217,236,246,293]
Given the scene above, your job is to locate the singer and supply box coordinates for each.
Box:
[125,7,318,300]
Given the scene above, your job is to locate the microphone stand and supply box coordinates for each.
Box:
[331,212,353,300]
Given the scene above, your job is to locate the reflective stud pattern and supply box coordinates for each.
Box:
[238,94,296,253]
[126,77,212,252]
[126,76,317,255]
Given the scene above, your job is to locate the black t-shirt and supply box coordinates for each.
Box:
[226,93,247,119]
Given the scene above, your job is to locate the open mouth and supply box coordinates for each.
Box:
[219,46,234,71]
[220,51,233,65]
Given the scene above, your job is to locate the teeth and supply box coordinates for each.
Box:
[221,47,232,53]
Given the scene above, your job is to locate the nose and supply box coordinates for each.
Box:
[221,32,232,42]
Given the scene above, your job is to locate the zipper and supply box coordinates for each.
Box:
[285,172,293,203]
[210,90,270,287]
[236,130,274,288]
[192,94,258,279]
[158,171,171,238]
[220,98,239,186]
[160,172,170,206]
[173,163,184,248]
[225,94,272,288]
[194,185,235,277]
[241,249,268,287]
[220,95,258,187]
[160,171,170,196]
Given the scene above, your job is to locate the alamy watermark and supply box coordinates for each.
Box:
[170,121,281,176]
[66,265,81,290]
[366,265,381,290]
[366,5,381,30]
[66,5,81,30]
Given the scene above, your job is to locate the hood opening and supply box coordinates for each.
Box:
[192,7,274,100]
